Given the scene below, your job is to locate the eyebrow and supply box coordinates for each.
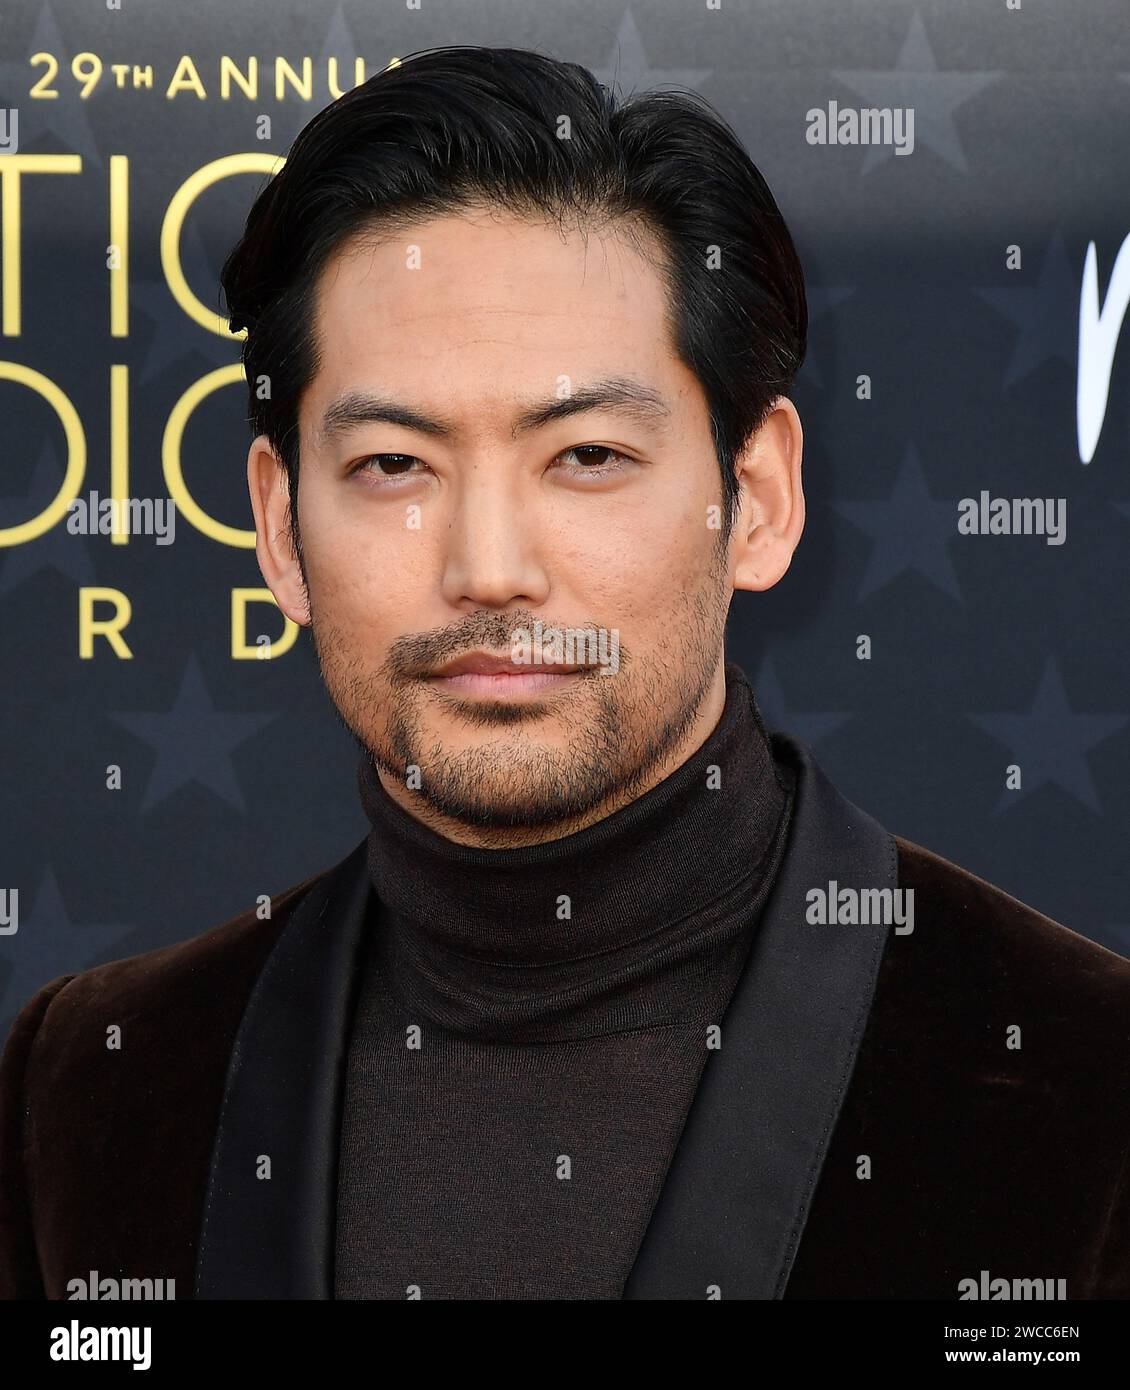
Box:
[315,376,672,449]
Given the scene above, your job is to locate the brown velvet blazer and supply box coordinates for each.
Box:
[2,732,1129,1300]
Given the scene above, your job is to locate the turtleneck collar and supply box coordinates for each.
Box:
[356,661,795,1041]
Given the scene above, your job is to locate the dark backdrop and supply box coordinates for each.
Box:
[2,0,1129,1041]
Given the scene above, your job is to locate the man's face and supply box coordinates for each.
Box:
[288,206,738,840]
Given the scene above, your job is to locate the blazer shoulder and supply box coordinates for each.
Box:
[893,832,1130,1004]
[3,858,338,1066]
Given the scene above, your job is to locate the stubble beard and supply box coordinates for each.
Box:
[307,537,732,835]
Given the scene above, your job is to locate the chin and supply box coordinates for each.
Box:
[417,782,594,830]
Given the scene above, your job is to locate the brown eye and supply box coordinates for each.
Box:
[354,454,422,477]
[568,446,616,467]
[554,446,632,476]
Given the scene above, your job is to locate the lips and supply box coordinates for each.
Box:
[431,651,584,678]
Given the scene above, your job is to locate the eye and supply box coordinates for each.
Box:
[350,453,427,481]
[553,445,633,478]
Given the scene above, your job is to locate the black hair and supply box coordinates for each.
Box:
[220,44,807,553]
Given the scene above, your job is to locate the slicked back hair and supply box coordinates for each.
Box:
[220,45,808,553]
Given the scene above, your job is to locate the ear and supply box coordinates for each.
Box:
[247,435,311,626]
[730,396,805,592]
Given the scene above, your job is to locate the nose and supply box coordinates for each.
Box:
[438,463,551,611]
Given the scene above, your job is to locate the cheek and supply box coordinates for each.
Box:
[542,486,709,617]
[546,521,639,612]
[301,505,423,640]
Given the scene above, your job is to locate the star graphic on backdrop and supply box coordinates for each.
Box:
[750,654,852,747]
[0,866,130,1029]
[589,9,712,96]
[798,285,858,390]
[0,2,102,167]
[831,444,962,601]
[268,5,365,153]
[831,11,999,175]
[107,654,278,813]
[0,439,95,593]
[134,222,240,383]
[974,234,1080,388]
[968,658,1128,815]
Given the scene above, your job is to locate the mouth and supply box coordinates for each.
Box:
[426,650,586,699]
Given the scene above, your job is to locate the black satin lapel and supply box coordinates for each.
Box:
[623,734,898,1300]
[194,839,373,1299]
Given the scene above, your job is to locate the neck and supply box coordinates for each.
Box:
[356,660,794,1041]
[372,656,729,848]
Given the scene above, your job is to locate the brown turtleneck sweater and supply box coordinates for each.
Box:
[332,663,795,1299]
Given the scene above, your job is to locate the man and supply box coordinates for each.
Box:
[2,45,1128,1302]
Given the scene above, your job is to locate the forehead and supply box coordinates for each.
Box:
[303,208,680,426]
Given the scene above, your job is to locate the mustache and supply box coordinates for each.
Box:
[383,610,612,680]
